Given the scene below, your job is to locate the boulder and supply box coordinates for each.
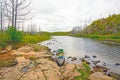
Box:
[108,72,120,80]
[62,64,83,80]
[17,46,33,53]
[0,50,8,54]
[67,56,72,59]
[80,58,90,64]
[93,65,109,72]
[89,72,113,80]
[93,55,97,58]
[84,55,90,58]
[115,63,120,66]
[92,60,100,65]
[71,57,77,61]
[12,52,27,56]
[16,57,28,63]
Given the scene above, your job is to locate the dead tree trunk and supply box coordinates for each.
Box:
[14,0,18,29]
[0,2,3,32]
[12,0,15,27]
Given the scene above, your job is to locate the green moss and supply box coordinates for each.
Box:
[0,59,18,68]
[29,57,36,61]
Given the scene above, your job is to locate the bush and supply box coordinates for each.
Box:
[6,27,23,43]
[89,35,99,39]
[0,32,10,48]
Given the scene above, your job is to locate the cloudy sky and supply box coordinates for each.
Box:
[27,0,120,32]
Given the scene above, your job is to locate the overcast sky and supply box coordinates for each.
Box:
[26,0,120,32]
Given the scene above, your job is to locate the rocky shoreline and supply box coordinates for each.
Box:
[0,44,119,80]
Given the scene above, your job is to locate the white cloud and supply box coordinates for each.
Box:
[25,0,120,32]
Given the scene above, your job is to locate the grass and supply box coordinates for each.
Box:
[0,32,10,48]
[50,32,70,36]
[74,62,91,80]
[87,34,120,42]
[0,31,51,50]
[23,32,51,44]
[0,53,18,68]
[0,59,18,68]
[71,32,120,43]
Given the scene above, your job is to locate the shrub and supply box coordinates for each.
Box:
[6,27,23,43]
[89,35,99,39]
[0,32,10,48]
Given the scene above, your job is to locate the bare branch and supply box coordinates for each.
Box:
[18,0,31,10]
[17,10,31,16]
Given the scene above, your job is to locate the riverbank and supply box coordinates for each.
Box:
[0,44,116,80]
[71,33,120,44]
[87,34,120,43]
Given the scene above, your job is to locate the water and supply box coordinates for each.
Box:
[41,36,120,73]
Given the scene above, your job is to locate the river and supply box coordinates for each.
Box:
[41,36,120,74]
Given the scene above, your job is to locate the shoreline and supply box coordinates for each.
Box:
[0,44,119,80]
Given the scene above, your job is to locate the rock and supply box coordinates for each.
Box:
[0,61,31,80]
[89,72,113,80]
[103,62,107,66]
[11,50,16,53]
[20,66,29,72]
[47,48,51,51]
[12,51,26,56]
[93,55,97,58]
[115,63,120,66]
[17,46,33,53]
[71,57,77,61]
[16,57,28,63]
[53,50,56,53]
[0,51,60,80]
[62,64,83,80]
[80,58,90,64]
[84,60,90,64]
[0,59,18,67]
[0,50,8,54]
[84,55,90,58]
[108,72,120,80]
[67,56,72,59]
[79,57,84,61]
[92,60,100,65]
[6,45,12,52]
[93,65,109,72]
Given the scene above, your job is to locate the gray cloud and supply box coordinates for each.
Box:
[26,0,120,32]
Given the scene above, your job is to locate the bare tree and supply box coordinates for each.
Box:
[5,0,31,29]
[39,26,41,32]
[0,2,3,31]
[0,1,4,32]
